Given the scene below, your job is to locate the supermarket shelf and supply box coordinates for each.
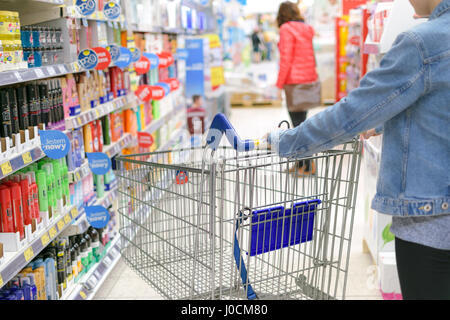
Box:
[0,63,80,87]
[103,133,134,158]
[68,161,90,184]
[159,125,187,151]
[61,235,122,300]
[0,146,45,180]
[62,183,118,237]
[0,204,79,289]
[143,103,186,135]
[65,93,132,131]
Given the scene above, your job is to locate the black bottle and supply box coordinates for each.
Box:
[15,86,29,130]
[0,89,12,138]
[38,83,50,127]
[26,84,40,126]
[7,88,20,134]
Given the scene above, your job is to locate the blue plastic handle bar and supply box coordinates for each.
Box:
[206,113,256,151]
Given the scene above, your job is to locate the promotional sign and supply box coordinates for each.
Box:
[185,38,205,97]
[115,47,132,68]
[149,86,165,100]
[137,132,154,148]
[76,0,96,16]
[134,55,151,75]
[156,82,170,96]
[86,152,112,175]
[78,49,98,70]
[165,52,174,66]
[157,53,169,68]
[143,52,159,69]
[129,47,141,63]
[176,48,189,60]
[176,170,188,185]
[85,206,110,229]
[39,130,71,160]
[105,44,121,63]
[164,78,180,91]
[135,85,152,102]
[93,47,112,70]
[103,1,121,20]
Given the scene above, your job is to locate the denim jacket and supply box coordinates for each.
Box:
[269,0,450,217]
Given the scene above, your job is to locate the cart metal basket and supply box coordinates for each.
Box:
[116,114,362,300]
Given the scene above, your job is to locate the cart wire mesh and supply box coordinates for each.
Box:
[116,140,362,300]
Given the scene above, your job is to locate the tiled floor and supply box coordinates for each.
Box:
[94,103,383,300]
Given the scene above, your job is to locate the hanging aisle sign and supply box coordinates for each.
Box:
[85,206,110,229]
[103,1,121,20]
[86,152,112,175]
[143,52,159,69]
[39,130,71,160]
[157,53,169,68]
[78,49,98,70]
[129,47,141,63]
[105,44,121,63]
[93,47,112,70]
[76,0,96,16]
[115,47,132,68]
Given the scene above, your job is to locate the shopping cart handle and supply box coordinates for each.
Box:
[206,113,257,151]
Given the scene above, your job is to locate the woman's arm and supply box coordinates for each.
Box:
[270,32,428,157]
[276,26,295,89]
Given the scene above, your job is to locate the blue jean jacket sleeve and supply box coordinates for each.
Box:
[270,32,428,158]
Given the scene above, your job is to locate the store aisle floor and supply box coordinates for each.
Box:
[94,105,382,300]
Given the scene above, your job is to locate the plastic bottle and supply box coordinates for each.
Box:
[78,235,88,275]
[88,227,100,262]
[84,231,93,267]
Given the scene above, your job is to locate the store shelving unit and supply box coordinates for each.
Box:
[0,204,79,288]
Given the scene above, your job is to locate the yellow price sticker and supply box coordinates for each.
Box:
[0,274,3,287]
[95,109,100,118]
[41,233,50,246]
[79,290,87,299]
[71,207,79,219]
[1,161,13,176]
[22,152,33,164]
[57,219,65,231]
[77,117,82,126]
[24,247,34,262]
[64,214,71,224]
[49,226,57,239]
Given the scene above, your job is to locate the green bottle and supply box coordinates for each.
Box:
[36,170,48,213]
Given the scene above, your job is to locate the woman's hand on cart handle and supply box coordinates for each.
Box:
[360,128,381,140]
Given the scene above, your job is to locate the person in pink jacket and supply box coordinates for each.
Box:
[276,1,321,175]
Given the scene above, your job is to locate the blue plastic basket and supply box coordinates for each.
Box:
[249,200,321,256]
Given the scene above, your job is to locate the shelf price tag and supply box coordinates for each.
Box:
[34,68,45,78]
[0,273,3,287]
[1,161,13,176]
[14,71,23,82]
[79,290,87,299]
[57,219,65,231]
[64,214,71,224]
[71,207,79,219]
[49,226,57,239]
[22,152,33,164]
[24,247,34,262]
[41,232,50,247]
[47,66,56,76]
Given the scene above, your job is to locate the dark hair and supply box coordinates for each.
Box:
[277,1,304,28]
[192,95,202,103]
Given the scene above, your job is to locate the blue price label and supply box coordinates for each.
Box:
[39,130,71,160]
[76,0,96,16]
[85,206,110,229]
[103,1,121,20]
[114,47,132,68]
[78,49,98,70]
[143,52,159,70]
[129,47,141,63]
[87,152,111,175]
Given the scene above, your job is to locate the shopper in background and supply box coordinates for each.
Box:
[251,27,262,63]
[268,0,450,300]
[276,1,321,176]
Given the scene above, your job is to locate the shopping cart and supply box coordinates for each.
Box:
[116,114,362,300]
